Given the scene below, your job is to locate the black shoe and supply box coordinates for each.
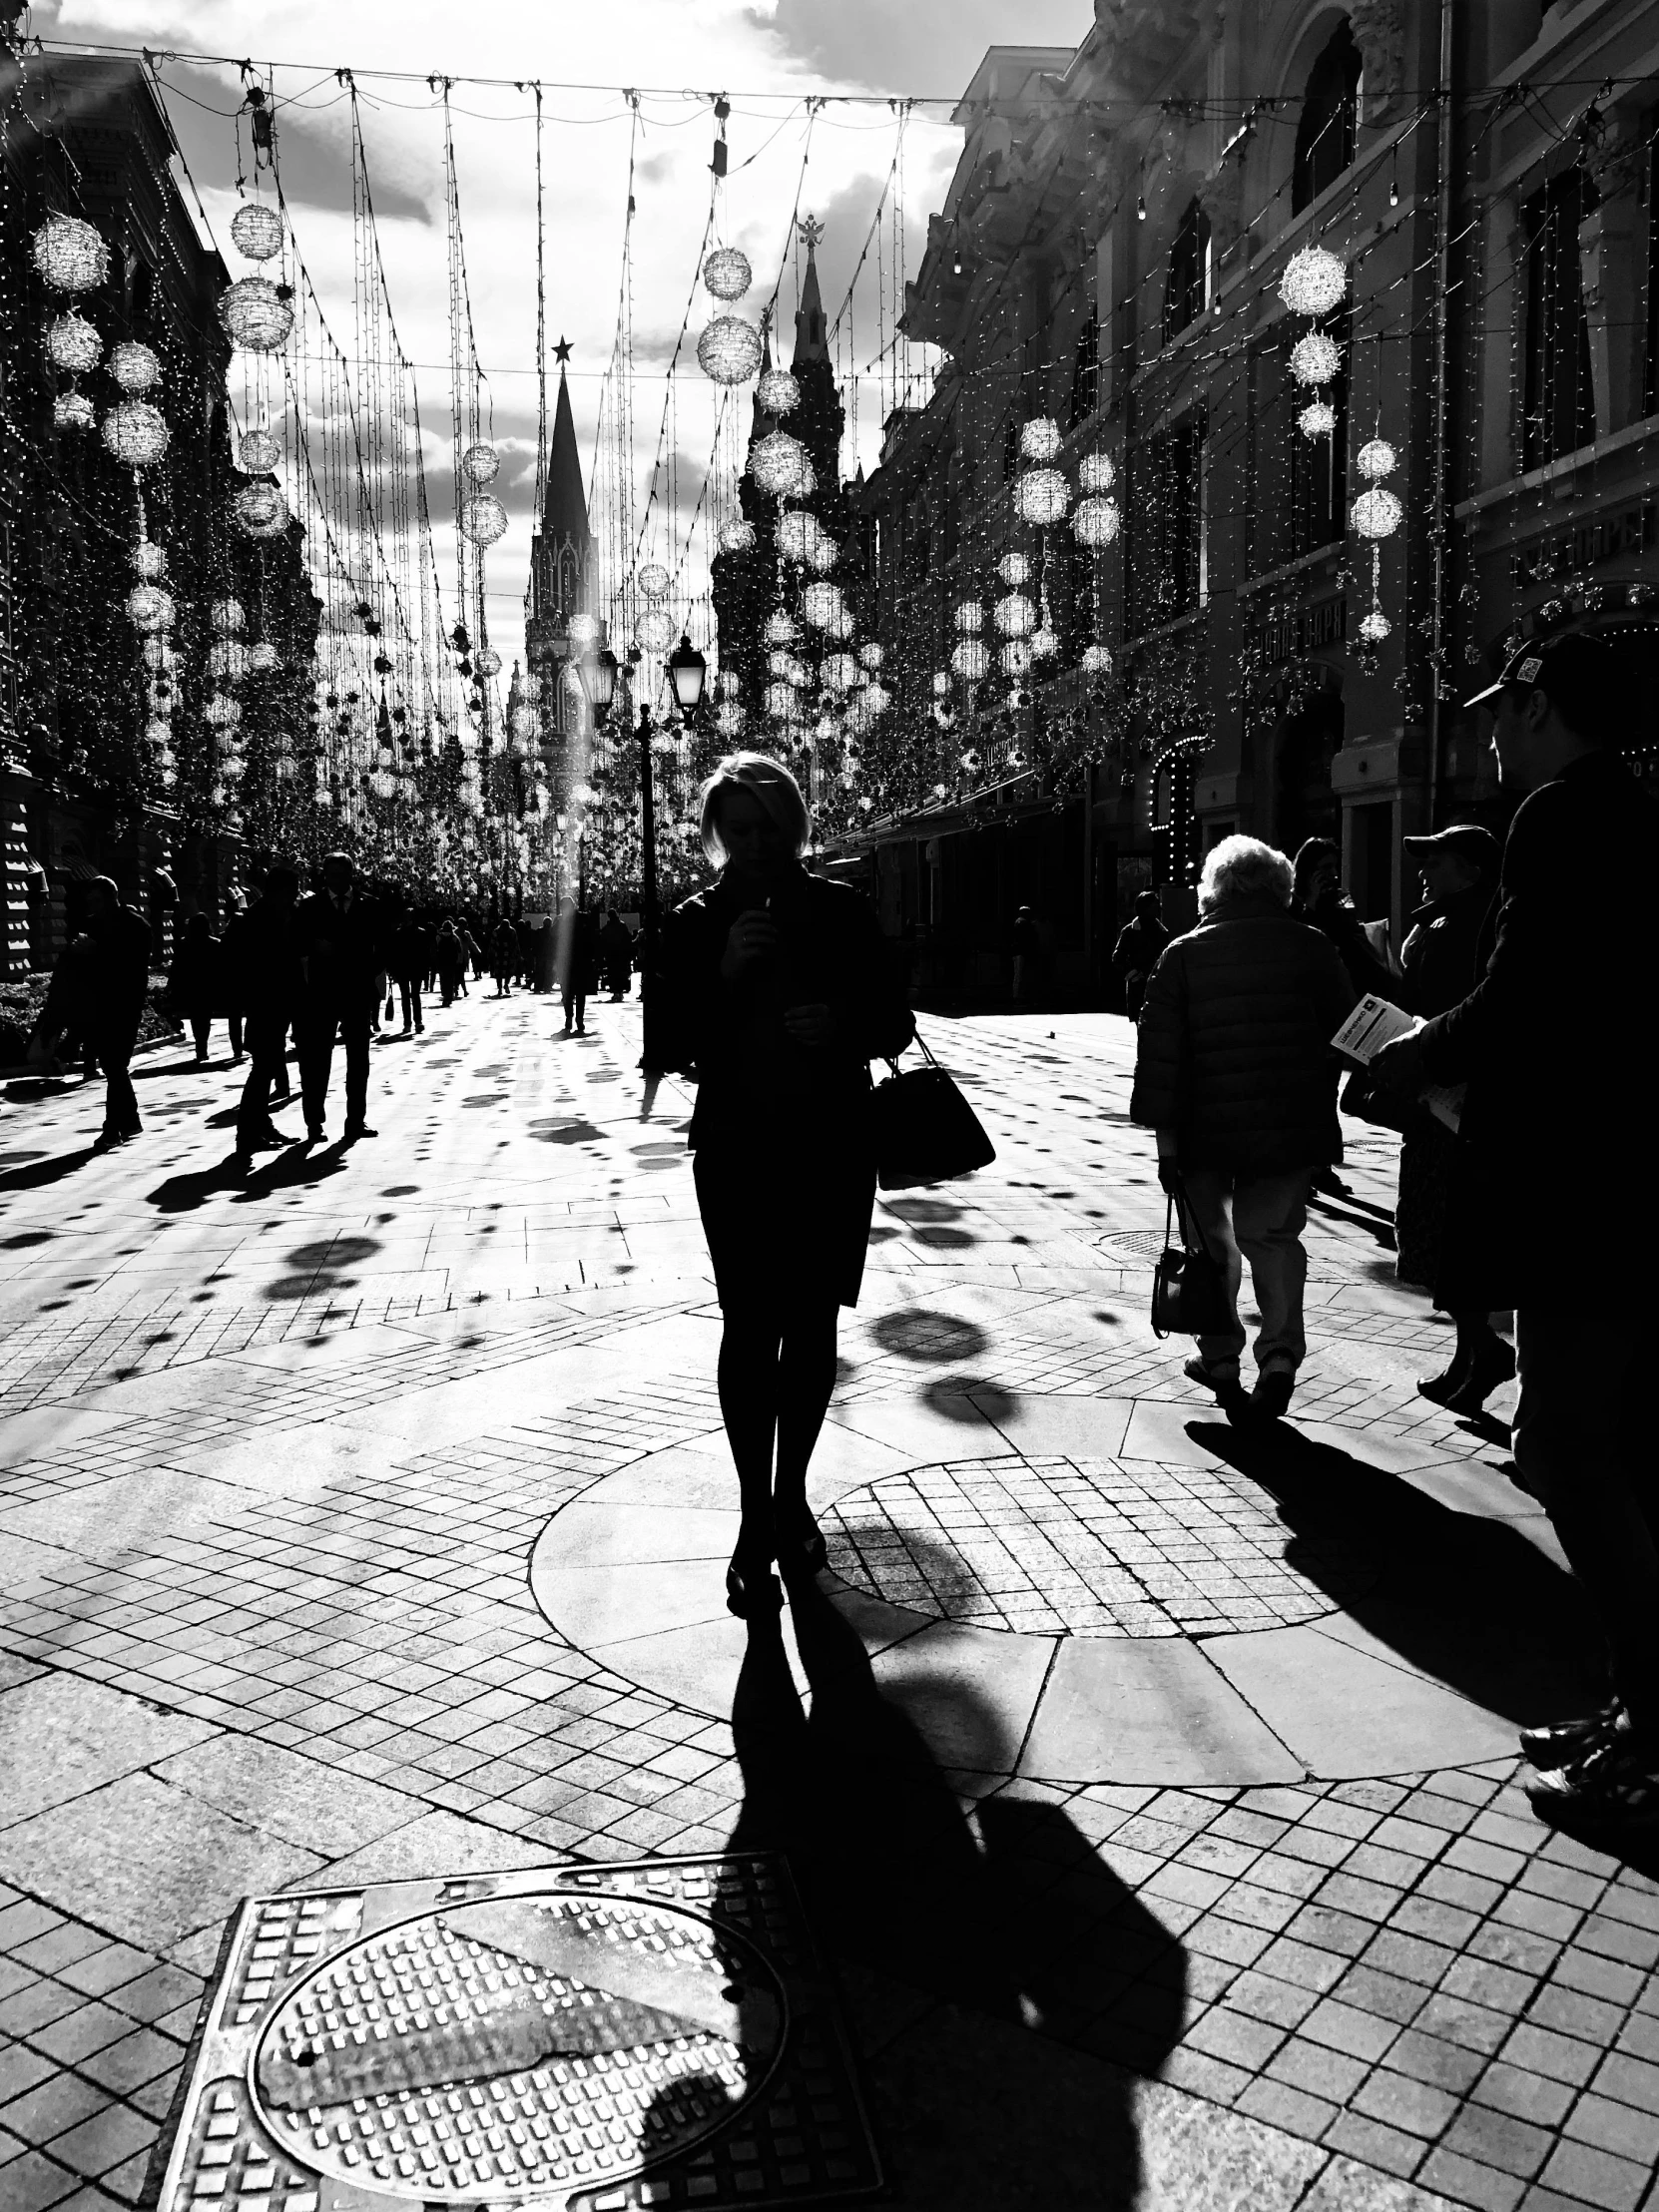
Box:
[91,1130,123,1155]
[305,1123,325,1143]
[1520,1704,1628,1770]
[1250,1371,1296,1422]
[1417,1346,1473,1406]
[1444,1336,1516,1417]
[341,1122,377,1142]
[1527,1735,1659,1831]
[255,1124,297,1149]
[726,1556,784,1619]
[776,1512,829,1579]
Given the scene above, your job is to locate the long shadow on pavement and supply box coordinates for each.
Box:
[0,1145,97,1191]
[686,1573,1184,2210]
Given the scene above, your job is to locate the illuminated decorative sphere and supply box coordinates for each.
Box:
[767,649,795,680]
[219,276,294,352]
[1031,625,1059,660]
[1013,467,1070,525]
[1352,486,1403,540]
[562,662,586,699]
[750,431,814,498]
[718,518,756,554]
[234,480,288,537]
[47,313,102,373]
[510,704,537,740]
[474,647,502,678]
[370,771,396,800]
[1280,245,1348,319]
[996,552,1030,587]
[1358,438,1399,480]
[240,428,281,471]
[703,247,753,300]
[822,653,859,693]
[1299,400,1338,439]
[126,585,175,633]
[1073,494,1121,547]
[1290,330,1341,386]
[103,400,170,467]
[205,694,243,731]
[757,368,801,417]
[999,640,1033,677]
[953,601,983,635]
[212,599,247,635]
[230,202,283,262]
[764,682,797,719]
[568,612,600,646]
[32,212,110,293]
[800,581,843,630]
[1078,451,1116,494]
[110,340,162,393]
[637,563,671,601]
[249,642,280,674]
[460,494,508,546]
[932,671,951,697]
[781,655,809,688]
[459,444,500,491]
[858,643,883,670]
[763,610,799,647]
[144,718,171,748]
[950,639,990,682]
[698,315,763,385]
[1358,610,1391,645]
[1082,643,1114,677]
[54,392,95,430]
[994,591,1035,638]
[863,681,891,717]
[635,607,675,652]
[1019,416,1062,461]
[209,639,251,683]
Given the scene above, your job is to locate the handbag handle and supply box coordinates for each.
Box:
[879,1025,937,1078]
[1164,1175,1222,1271]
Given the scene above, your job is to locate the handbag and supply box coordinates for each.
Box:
[1150,1179,1234,1339]
[869,1029,996,1191]
[1339,1066,1412,1133]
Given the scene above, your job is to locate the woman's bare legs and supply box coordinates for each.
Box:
[718,1308,783,1577]
[774,1300,839,1552]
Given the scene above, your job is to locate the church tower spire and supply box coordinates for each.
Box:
[524,339,595,750]
[794,214,828,363]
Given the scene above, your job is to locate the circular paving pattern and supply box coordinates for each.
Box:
[825,1453,1376,1638]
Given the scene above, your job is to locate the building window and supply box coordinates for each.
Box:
[1646,134,1659,417]
[1071,306,1101,422]
[1293,18,1362,214]
[1521,167,1596,468]
[1126,413,1204,634]
[1164,200,1211,341]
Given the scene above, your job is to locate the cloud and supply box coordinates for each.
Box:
[753,0,1091,99]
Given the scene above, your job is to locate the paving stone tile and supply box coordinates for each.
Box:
[1440,2104,1554,2180]
[1535,2140,1651,2212]
[1416,2148,1527,2212]
[1321,2110,1427,2181]
[1352,2067,1462,2141]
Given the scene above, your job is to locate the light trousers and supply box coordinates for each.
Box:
[1181,1167,1314,1379]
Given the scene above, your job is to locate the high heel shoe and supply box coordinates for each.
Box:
[1443,1335,1516,1417]
[775,1511,829,1578]
[726,1555,783,1619]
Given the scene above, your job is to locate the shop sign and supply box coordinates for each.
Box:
[1260,592,1346,668]
[1511,498,1654,588]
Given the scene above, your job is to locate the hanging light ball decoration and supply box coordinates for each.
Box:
[954,602,983,635]
[240,427,281,471]
[1279,244,1348,318]
[1358,610,1392,646]
[763,610,799,647]
[932,672,951,698]
[32,212,110,293]
[993,591,1035,638]
[697,315,763,385]
[999,640,1033,677]
[1289,331,1342,387]
[102,401,170,467]
[230,202,283,262]
[53,392,95,431]
[205,694,243,731]
[47,313,103,373]
[858,642,884,671]
[637,563,671,601]
[1013,466,1071,525]
[702,246,753,300]
[1031,624,1059,661]
[717,518,756,555]
[951,638,990,682]
[249,643,280,675]
[109,340,162,393]
[1082,643,1115,678]
[635,606,675,653]
[460,493,508,546]
[996,552,1031,587]
[716,701,747,740]
[209,639,251,683]
[749,430,814,498]
[1352,486,1404,539]
[126,584,175,633]
[800,581,844,631]
[764,682,796,720]
[234,480,288,537]
[1357,438,1399,481]
[219,276,294,352]
[474,647,502,678]
[568,612,600,647]
[1298,399,1338,440]
[212,599,246,636]
[460,442,500,487]
[863,681,891,718]
[757,367,801,416]
[510,704,538,741]
[1078,451,1116,494]
[132,541,168,582]
[822,653,859,694]
[1073,494,1121,547]
[1018,416,1062,462]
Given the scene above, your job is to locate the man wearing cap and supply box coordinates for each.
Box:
[1374,632,1659,1832]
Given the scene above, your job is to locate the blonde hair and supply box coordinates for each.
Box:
[698,751,810,865]
[1199,834,1295,916]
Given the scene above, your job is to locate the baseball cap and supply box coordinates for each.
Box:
[1401,824,1499,872]
[1462,630,1613,721]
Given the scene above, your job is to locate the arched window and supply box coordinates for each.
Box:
[1293,18,1362,214]
[559,550,578,615]
[1164,200,1212,341]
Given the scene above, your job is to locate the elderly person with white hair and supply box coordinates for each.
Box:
[1130,836,1356,1421]
[660,752,914,1617]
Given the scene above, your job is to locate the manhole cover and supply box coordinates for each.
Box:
[827,1454,1374,1637]
[1097,1228,1346,1281]
[152,1858,880,2212]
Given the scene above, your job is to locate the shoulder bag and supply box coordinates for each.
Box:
[870,1029,996,1191]
[1150,1177,1234,1339]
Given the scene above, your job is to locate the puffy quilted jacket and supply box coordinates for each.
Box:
[1129,892,1358,1173]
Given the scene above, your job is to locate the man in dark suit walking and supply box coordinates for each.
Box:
[294,852,383,1143]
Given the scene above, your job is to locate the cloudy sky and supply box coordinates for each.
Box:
[36,0,1090,669]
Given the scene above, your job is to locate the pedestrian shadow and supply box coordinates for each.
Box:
[146,1142,346,1213]
[673,1574,1182,2209]
[1192,1416,1602,1722]
[1307,1189,1397,1252]
[0,1146,97,1191]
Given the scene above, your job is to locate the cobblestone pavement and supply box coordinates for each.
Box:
[0,999,1655,2212]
